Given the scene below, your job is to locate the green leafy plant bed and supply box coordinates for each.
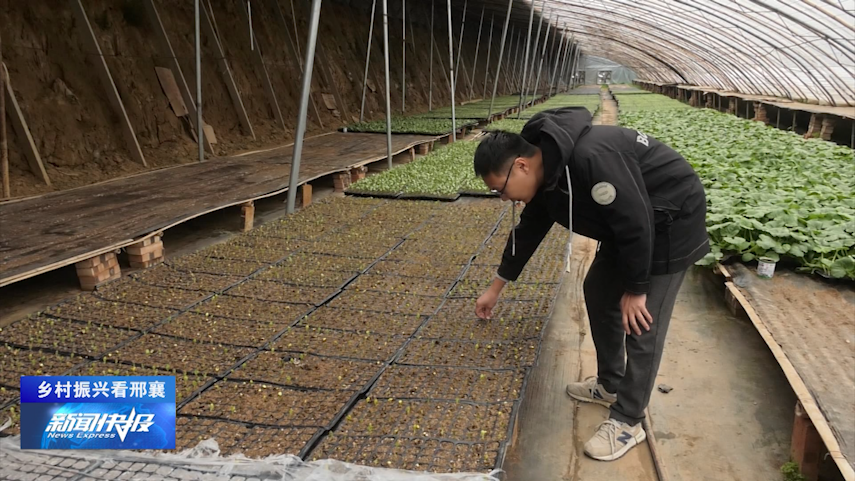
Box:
[484,119,527,134]
[417,316,545,341]
[519,94,601,118]
[271,326,403,362]
[72,360,213,404]
[132,266,243,293]
[192,294,307,323]
[297,307,426,337]
[0,345,85,387]
[335,397,514,442]
[615,93,691,111]
[230,351,381,391]
[107,334,253,376]
[371,366,526,403]
[346,274,452,297]
[327,291,444,316]
[225,280,338,306]
[180,380,351,427]
[310,434,500,473]
[152,312,290,348]
[619,103,855,278]
[96,280,212,310]
[399,339,539,369]
[176,416,318,458]
[344,117,476,135]
[0,316,136,358]
[45,295,177,331]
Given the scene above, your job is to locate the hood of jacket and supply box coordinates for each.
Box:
[519,106,593,191]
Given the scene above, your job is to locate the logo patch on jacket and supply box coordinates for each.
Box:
[636,131,649,147]
[591,182,617,205]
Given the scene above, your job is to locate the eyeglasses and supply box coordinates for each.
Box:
[490,160,516,195]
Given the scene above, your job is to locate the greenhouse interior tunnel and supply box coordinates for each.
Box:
[0,1,853,480]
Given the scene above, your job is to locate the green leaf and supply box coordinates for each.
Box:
[742,252,756,262]
[830,257,855,279]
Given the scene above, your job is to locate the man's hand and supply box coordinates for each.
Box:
[475,277,507,319]
[620,292,653,335]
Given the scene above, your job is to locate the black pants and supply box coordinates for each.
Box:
[583,245,687,426]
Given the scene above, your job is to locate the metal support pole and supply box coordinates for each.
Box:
[548,29,565,97]
[402,0,406,113]
[504,29,518,94]
[509,28,521,92]
[429,0,434,110]
[524,5,545,104]
[558,33,571,92]
[529,13,552,105]
[569,43,579,90]
[286,0,322,214]
[0,34,8,198]
[359,0,377,122]
[194,0,204,162]
[382,0,394,162]
[453,0,467,90]
[446,0,456,140]
[468,6,484,101]
[516,2,535,118]
[488,0,513,118]
[482,14,494,100]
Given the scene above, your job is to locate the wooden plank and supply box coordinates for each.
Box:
[155,67,189,116]
[2,65,50,186]
[201,1,255,138]
[71,0,147,167]
[203,124,218,144]
[724,282,855,481]
[142,0,215,155]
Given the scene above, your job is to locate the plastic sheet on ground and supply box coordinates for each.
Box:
[0,435,501,481]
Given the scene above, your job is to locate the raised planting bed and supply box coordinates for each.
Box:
[398,339,540,369]
[327,291,443,317]
[344,117,476,135]
[152,312,289,348]
[167,254,267,277]
[335,397,514,443]
[0,345,85,387]
[71,360,213,404]
[366,260,464,281]
[106,333,253,376]
[132,265,243,293]
[192,294,308,323]
[230,351,381,391]
[296,307,426,337]
[619,99,855,278]
[371,366,526,403]
[175,416,319,458]
[270,326,404,362]
[224,280,338,306]
[345,274,452,297]
[417,316,545,342]
[310,435,500,473]
[179,380,351,427]
[432,298,555,322]
[95,279,213,310]
[0,316,136,358]
[45,295,177,331]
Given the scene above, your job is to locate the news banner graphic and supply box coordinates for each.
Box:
[20,376,175,450]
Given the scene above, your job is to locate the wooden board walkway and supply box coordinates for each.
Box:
[0,132,437,287]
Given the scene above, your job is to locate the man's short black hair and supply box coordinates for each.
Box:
[473,131,537,177]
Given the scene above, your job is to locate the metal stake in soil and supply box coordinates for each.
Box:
[286,0,323,214]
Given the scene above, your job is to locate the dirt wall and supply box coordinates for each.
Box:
[0,0,516,198]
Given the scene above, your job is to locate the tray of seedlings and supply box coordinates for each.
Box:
[175,416,321,458]
[44,294,178,331]
[0,315,138,359]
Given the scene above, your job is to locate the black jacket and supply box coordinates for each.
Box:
[496,107,709,294]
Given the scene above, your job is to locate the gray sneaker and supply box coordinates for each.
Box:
[566,377,617,407]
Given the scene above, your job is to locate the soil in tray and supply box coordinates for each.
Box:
[45,295,177,331]
[402,238,484,255]
[449,281,559,301]
[346,275,451,297]
[0,386,19,406]
[432,298,555,323]
[297,307,425,336]
[107,334,253,376]
[0,404,20,436]
[304,240,394,259]
[176,416,318,458]
[258,265,356,288]
[153,312,289,347]
[385,248,474,266]
[399,339,540,369]
[71,360,213,404]
[0,345,86,386]
[336,398,514,443]
[327,291,443,317]
[180,381,351,427]
[270,326,403,362]
[462,263,562,285]
[198,242,289,263]
[168,254,267,277]
[231,352,381,391]
[418,317,546,341]
[371,366,526,403]
[96,281,212,310]
[311,435,499,473]
[0,316,136,358]
[366,260,463,281]
[193,295,307,323]
[275,252,374,273]
[224,280,337,306]
[232,235,308,253]
[133,265,243,292]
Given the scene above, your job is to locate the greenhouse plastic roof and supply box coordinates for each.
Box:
[460,0,855,106]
